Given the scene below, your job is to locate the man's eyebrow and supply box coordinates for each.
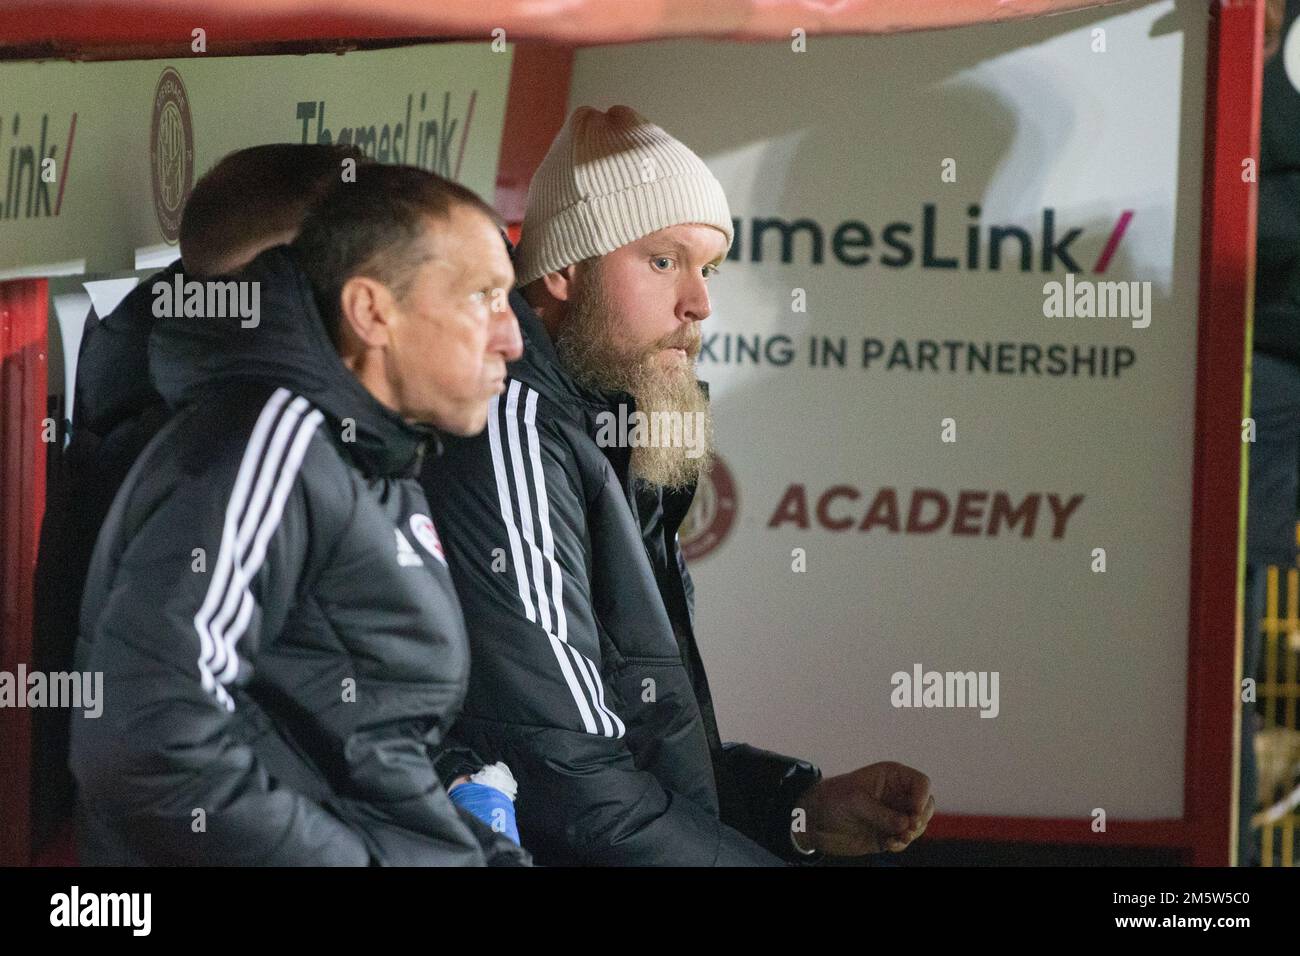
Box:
[663,237,725,265]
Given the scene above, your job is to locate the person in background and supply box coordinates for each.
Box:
[1240,0,1300,868]
[33,143,366,849]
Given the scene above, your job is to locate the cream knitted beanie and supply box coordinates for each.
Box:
[514,105,734,287]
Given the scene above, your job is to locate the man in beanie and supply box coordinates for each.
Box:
[423,105,934,865]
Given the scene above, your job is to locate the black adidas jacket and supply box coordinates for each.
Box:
[68,246,529,866]
[421,287,821,866]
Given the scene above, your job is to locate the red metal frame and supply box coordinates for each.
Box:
[0,278,48,867]
[928,815,1190,848]
[1184,0,1264,867]
[495,44,574,224]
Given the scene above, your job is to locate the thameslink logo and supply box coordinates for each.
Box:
[152,272,260,327]
[726,205,1134,276]
[0,110,75,221]
[296,90,475,178]
[595,407,707,459]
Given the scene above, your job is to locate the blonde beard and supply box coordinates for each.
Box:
[554,264,715,491]
[626,362,714,491]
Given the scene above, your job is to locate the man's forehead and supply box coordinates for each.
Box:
[425,214,513,273]
[637,224,729,259]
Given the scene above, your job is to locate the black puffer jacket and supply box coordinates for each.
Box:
[69,246,528,866]
[422,285,821,866]
[32,261,179,847]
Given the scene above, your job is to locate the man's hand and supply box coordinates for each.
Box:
[794,761,935,856]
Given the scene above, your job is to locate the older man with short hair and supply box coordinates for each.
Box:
[69,162,525,865]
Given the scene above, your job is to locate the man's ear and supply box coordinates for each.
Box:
[540,263,579,304]
[338,275,396,350]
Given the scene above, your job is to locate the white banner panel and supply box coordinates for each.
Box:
[569,0,1205,817]
[0,43,513,274]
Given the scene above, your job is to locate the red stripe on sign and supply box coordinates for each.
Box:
[1091,209,1133,273]
[53,112,77,217]
[454,89,476,182]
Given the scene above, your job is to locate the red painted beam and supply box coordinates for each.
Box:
[0,278,48,868]
[1186,0,1265,867]
[926,814,1192,850]
[495,44,574,226]
[0,0,1131,60]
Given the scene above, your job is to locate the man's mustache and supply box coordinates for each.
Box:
[651,327,702,359]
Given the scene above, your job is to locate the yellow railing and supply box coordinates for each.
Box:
[1254,537,1300,867]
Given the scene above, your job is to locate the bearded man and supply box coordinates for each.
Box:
[422,105,934,865]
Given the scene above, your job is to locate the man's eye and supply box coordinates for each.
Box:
[652,256,675,271]
[702,264,720,279]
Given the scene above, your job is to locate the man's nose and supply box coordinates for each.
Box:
[493,301,524,361]
[681,275,712,324]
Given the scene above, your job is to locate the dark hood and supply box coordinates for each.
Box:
[148,244,435,479]
[74,260,182,439]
